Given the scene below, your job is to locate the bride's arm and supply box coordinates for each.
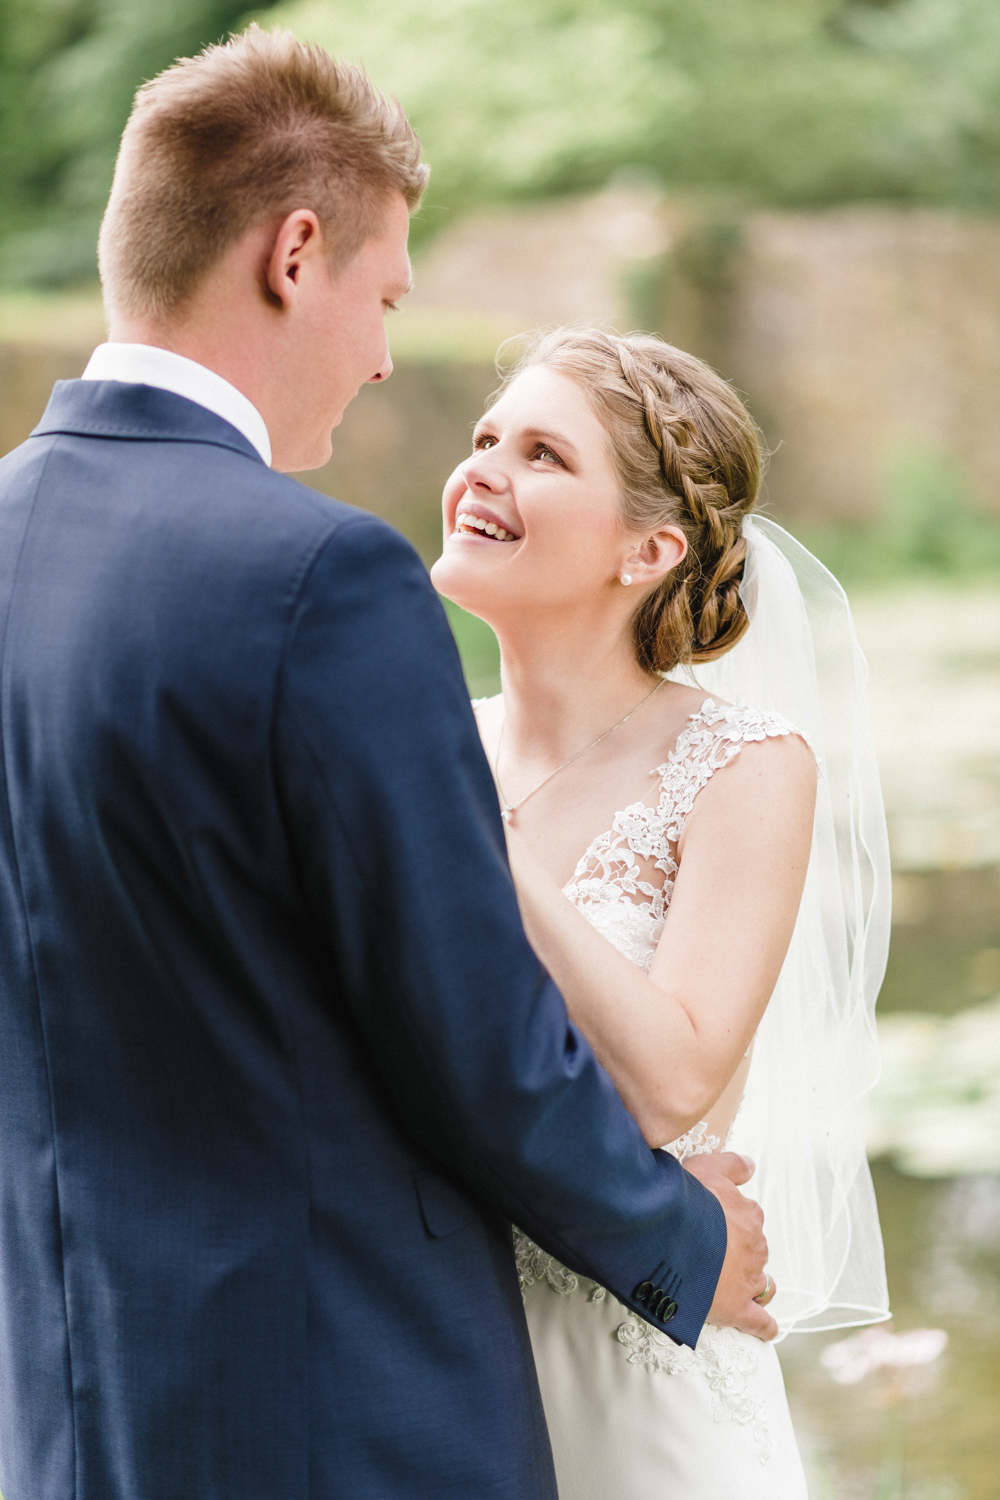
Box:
[505,734,816,1148]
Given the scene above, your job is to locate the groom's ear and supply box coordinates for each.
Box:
[263,209,322,309]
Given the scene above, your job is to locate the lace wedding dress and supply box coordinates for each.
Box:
[517,698,810,1499]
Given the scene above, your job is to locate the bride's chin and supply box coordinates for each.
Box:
[430,554,507,619]
[431,545,491,586]
[430,553,479,602]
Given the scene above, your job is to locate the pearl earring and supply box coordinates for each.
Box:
[620,573,633,586]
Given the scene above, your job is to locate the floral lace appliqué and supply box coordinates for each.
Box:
[514,1231,608,1303]
[562,700,800,976]
[616,1320,772,1464]
[663,1118,723,1162]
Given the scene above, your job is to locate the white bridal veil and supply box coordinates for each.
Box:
[679,517,892,1338]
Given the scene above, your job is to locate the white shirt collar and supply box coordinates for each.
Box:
[82,343,272,467]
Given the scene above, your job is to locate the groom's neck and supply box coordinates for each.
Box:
[103,225,325,471]
[106,226,276,404]
[106,315,256,400]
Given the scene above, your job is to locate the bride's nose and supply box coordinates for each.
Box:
[461,451,508,495]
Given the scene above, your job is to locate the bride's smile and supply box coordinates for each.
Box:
[431,364,683,631]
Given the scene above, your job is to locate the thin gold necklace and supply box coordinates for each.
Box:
[494,676,668,825]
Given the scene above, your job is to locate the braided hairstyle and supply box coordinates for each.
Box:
[498,328,763,675]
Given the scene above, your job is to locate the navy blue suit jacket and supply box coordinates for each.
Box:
[0,380,726,1499]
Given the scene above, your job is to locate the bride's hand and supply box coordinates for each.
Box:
[683,1151,778,1342]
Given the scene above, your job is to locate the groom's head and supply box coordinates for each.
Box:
[98,26,427,470]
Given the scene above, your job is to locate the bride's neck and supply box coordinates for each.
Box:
[494,612,658,763]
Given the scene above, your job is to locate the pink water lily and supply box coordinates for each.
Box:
[820,1326,948,1386]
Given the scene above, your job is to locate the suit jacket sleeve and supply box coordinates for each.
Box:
[274,513,726,1347]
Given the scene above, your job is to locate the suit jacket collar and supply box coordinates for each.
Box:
[31,379,266,465]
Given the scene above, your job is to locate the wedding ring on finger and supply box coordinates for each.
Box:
[753,1274,772,1304]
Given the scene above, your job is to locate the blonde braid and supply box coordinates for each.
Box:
[611,341,755,670]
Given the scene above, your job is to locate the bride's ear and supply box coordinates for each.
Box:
[618,527,687,589]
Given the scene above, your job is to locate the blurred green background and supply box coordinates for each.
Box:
[1,2,999,1495]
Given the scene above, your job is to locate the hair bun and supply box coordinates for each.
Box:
[694,532,749,649]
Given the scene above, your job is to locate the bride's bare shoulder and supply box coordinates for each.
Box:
[664,681,729,716]
[657,680,735,729]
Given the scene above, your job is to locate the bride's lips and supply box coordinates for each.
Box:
[453,500,521,544]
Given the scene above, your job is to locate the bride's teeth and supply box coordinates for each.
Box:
[457,512,516,539]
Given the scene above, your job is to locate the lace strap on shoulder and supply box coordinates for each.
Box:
[654,698,807,844]
[697,698,804,747]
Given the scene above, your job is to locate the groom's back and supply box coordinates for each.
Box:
[0,401,330,1496]
[0,387,550,1500]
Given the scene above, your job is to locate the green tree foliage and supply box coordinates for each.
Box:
[0,0,255,283]
[2,0,1000,283]
[265,0,1000,220]
[0,0,89,248]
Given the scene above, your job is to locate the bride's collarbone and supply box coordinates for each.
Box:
[475,681,713,886]
[511,769,661,889]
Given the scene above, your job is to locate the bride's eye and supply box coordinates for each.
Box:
[473,434,498,451]
[534,443,563,465]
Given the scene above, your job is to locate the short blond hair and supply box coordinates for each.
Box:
[98,25,428,321]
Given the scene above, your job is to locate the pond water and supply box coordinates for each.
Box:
[781,1164,1000,1500]
[781,868,1000,1500]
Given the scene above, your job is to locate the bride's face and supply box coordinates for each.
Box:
[431,365,635,623]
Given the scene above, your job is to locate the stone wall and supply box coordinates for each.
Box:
[666,208,1000,523]
[0,343,99,459]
